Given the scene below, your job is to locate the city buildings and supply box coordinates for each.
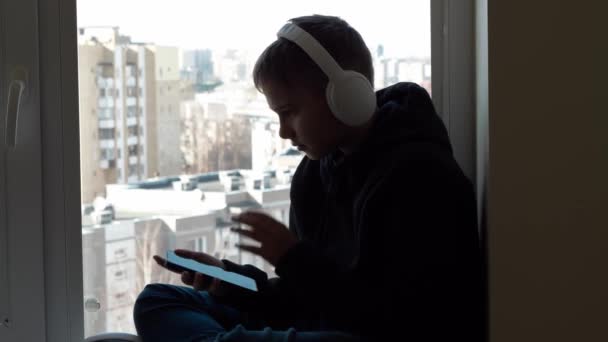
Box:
[373,44,432,94]
[78,27,192,203]
[81,168,295,336]
[76,26,425,339]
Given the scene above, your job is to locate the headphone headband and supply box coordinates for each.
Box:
[275,21,377,126]
[277,23,343,81]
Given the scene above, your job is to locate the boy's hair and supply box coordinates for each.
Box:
[253,15,374,94]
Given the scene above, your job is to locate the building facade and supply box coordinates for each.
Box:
[78,27,191,203]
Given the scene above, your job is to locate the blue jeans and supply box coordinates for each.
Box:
[133,283,361,342]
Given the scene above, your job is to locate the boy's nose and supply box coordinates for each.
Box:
[278,122,294,140]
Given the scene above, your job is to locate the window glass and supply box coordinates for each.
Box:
[77,0,430,336]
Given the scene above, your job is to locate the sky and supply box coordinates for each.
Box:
[76,0,430,58]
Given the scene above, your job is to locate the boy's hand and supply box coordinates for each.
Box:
[231,211,298,266]
[153,249,228,297]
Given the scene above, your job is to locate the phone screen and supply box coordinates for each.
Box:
[165,251,258,292]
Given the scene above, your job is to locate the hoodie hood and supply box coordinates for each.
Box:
[368,82,452,153]
[319,82,453,188]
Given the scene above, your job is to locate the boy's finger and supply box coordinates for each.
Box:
[181,271,194,285]
[230,227,259,241]
[209,279,219,295]
[174,249,194,258]
[193,272,213,291]
[153,255,166,267]
[232,212,275,232]
[192,253,222,267]
[175,249,222,268]
[154,255,183,274]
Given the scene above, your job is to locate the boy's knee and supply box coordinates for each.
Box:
[136,283,172,301]
[133,283,176,320]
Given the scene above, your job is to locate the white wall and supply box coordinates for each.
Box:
[484,1,608,341]
[153,46,180,81]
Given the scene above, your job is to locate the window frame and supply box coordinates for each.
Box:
[432,0,476,182]
[0,0,48,340]
[38,0,85,340]
[38,0,476,340]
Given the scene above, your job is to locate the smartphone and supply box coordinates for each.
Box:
[165,250,258,292]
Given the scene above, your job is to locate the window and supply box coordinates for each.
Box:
[101,148,115,160]
[98,128,115,140]
[126,87,137,97]
[126,106,137,117]
[128,146,138,157]
[99,108,114,119]
[17,1,481,341]
[194,236,208,253]
[128,167,137,177]
[114,248,127,259]
[126,64,137,77]
[114,270,125,278]
[127,126,138,138]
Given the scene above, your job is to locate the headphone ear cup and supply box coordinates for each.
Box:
[326,71,377,126]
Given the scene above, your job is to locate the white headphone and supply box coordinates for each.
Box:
[277,22,377,126]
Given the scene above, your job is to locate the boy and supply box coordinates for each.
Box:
[134,15,484,342]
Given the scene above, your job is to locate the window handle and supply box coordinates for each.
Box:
[5,75,26,149]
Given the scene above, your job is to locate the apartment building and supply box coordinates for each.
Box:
[180,98,253,174]
[80,168,292,336]
[78,27,190,203]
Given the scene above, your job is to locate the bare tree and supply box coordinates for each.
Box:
[134,219,180,297]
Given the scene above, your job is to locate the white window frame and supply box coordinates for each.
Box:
[34,0,476,340]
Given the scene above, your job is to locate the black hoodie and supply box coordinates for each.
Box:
[221,82,485,341]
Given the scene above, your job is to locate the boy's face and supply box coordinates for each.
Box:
[262,80,345,160]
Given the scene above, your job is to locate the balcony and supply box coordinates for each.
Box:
[98,97,114,108]
[98,108,114,120]
[98,119,115,129]
[99,139,115,148]
[99,159,116,169]
[126,97,137,106]
[96,77,115,88]
[126,117,137,126]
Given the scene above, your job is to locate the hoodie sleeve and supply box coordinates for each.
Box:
[213,259,269,310]
[209,180,319,326]
[215,259,320,330]
[273,157,485,340]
